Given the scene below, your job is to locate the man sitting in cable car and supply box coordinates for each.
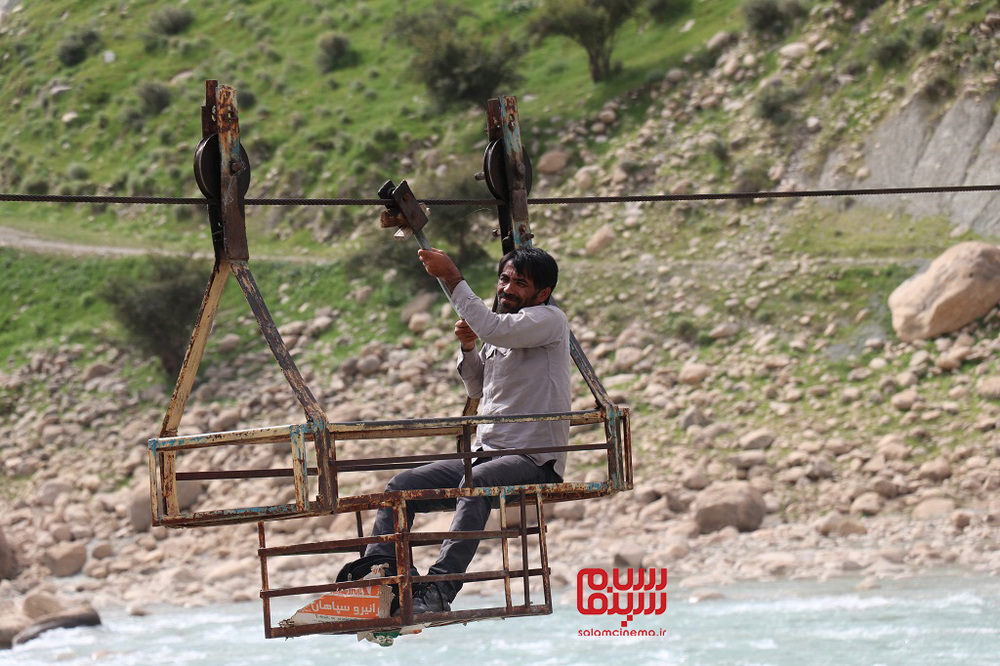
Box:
[363,245,570,614]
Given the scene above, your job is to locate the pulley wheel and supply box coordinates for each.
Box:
[194,134,252,200]
[482,139,532,201]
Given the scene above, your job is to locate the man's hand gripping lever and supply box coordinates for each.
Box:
[377,179,462,307]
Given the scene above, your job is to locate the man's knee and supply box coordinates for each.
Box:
[384,469,414,493]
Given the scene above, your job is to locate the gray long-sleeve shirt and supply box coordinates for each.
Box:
[451,280,571,479]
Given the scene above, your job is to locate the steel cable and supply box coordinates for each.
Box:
[1,183,999,207]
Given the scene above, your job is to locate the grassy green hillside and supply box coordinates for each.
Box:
[0,0,740,239]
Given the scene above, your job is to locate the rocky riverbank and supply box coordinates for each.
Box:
[2,271,1000,646]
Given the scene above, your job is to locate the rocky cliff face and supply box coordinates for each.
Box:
[817,91,1000,236]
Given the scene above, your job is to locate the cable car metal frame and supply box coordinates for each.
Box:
[146,81,632,638]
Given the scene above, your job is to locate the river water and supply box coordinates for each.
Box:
[4,572,999,665]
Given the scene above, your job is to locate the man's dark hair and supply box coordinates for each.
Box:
[498,247,558,300]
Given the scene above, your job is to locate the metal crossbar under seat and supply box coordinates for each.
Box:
[257,489,551,638]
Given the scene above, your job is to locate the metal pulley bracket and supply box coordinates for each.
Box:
[194,133,252,201]
[482,139,532,202]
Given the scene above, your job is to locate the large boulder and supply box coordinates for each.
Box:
[0,613,30,650]
[888,242,1000,341]
[13,603,101,646]
[692,482,766,533]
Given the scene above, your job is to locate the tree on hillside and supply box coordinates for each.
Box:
[531,0,641,83]
[392,2,522,109]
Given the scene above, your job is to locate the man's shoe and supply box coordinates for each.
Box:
[411,583,451,615]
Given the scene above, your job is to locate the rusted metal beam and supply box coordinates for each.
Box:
[260,534,394,559]
[290,424,309,512]
[230,263,324,423]
[215,84,249,261]
[151,259,230,524]
[519,489,530,606]
[500,493,513,611]
[159,260,230,438]
[258,523,273,638]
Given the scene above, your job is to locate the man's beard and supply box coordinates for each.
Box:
[497,293,521,314]
[497,290,541,314]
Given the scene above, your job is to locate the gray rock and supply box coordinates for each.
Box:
[208,407,241,432]
[815,513,868,537]
[918,457,952,482]
[977,376,1000,400]
[83,362,115,381]
[680,406,709,430]
[850,492,883,516]
[597,109,617,125]
[217,333,242,353]
[709,322,739,339]
[407,311,433,334]
[35,481,72,507]
[682,470,710,490]
[730,451,767,470]
[536,149,570,174]
[400,292,439,325]
[356,355,382,375]
[779,42,809,60]
[42,541,87,577]
[706,30,735,53]
[22,591,64,619]
[585,225,616,255]
[612,548,646,569]
[912,497,956,519]
[692,481,766,533]
[950,510,973,530]
[739,428,775,450]
[679,362,711,385]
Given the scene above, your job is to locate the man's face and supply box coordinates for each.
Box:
[496,263,550,314]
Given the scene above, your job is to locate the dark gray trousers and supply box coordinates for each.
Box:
[364,454,560,601]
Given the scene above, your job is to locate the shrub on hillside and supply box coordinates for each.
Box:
[873,34,911,68]
[645,0,692,24]
[100,256,208,379]
[742,0,805,39]
[151,7,194,36]
[917,66,955,103]
[24,178,49,196]
[316,33,358,73]
[137,82,172,116]
[56,27,100,67]
[754,82,798,125]
[918,25,942,50]
[837,0,888,18]
[732,160,772,196]
[237,89,257,110]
